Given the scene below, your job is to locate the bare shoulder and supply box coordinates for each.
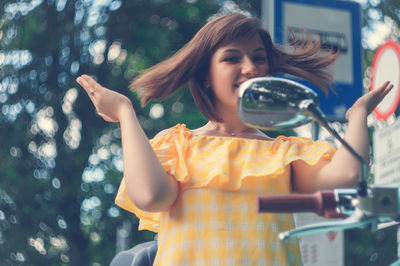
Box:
[250,131,275,141]
[190,126,209,136]
[153,128,172,138]
[152,124,190,139]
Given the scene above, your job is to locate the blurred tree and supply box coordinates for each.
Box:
[361,0,400,83]
[0,0,222,265]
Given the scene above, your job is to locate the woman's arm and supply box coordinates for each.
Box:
[76,75,178,212]
[292,81,393,193]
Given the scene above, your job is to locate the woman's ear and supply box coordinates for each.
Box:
[204,76,210,89]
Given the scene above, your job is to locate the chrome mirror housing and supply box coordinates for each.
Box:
[237,77,319,130]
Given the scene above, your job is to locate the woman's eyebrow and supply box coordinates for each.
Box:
[221,47,266,54]
[253,47,266,53]
[221,49,240,54]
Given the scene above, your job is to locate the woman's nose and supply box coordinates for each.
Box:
[241,58,259,77]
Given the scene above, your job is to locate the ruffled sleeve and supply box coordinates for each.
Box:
[114,124,191,232]
[268,136,336,175]
[147,124,191,183]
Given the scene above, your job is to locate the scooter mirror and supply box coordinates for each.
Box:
[237,77,319,130]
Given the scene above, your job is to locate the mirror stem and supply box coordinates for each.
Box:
[300,100,368,197]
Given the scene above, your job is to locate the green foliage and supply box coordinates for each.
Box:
[345,225,398,266]
[0,0,220,265]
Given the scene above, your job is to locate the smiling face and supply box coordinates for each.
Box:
[208,34,270,113]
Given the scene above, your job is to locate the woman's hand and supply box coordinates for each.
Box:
[346,81,393,120]
[293,80,394,192]
[76,74,133,122]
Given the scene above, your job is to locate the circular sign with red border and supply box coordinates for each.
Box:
[370,41,400,120]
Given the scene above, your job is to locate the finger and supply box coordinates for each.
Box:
[367,82,392,100]
[76,76,98,103]
[369,83,394,109]
[375,81,392,94]
[374,82,393,100]
[379,80,390,89]
[383,83,394,95]
[76,76,93,95]
[80,74,105,92]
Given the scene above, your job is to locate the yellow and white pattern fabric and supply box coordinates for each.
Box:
[115,124,335,265]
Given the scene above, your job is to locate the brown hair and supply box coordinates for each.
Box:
[130,13,338,121]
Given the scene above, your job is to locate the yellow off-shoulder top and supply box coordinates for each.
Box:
[115,124,335,266]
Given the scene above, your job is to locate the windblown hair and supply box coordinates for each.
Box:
[130,13,338,121]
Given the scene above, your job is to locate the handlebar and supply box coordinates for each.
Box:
[258,191,347,218]
[258,186,400,241]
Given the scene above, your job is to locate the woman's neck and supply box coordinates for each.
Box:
[192,105,271,139]
[191,120,273,141]
[206,121,256,136]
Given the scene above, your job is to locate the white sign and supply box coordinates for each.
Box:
[265,0,363,120]
[371,41,400,121]
[373,118,400,184]
[283,3,353,84]
[294,213,344,266]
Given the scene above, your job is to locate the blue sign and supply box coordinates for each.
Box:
[273,0,363,120]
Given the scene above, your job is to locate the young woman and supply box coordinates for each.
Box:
[77,13,392,266]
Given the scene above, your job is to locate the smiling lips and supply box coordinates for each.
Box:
[234,80,248,89]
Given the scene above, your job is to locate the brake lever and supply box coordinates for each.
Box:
[279,209,379,242]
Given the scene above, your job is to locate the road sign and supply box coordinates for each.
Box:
[263,0,363,120]
[294,213,344,266]
[373,118,400,185]
[370,41,400,121]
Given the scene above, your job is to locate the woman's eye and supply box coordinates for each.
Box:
[224,56,239,63]
[253,56,267,63]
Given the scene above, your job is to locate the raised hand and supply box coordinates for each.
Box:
[76,74,133,122]
[346,81,394,120]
